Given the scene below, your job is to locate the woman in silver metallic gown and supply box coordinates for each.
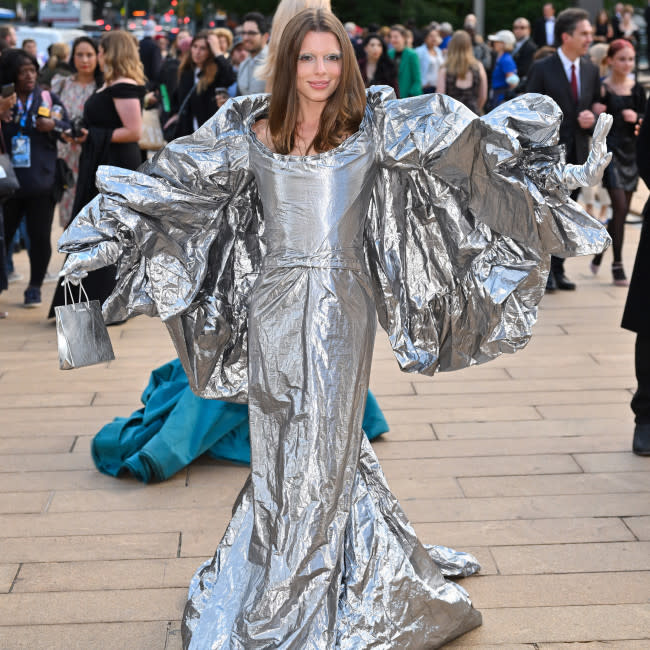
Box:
[59,9,612,649]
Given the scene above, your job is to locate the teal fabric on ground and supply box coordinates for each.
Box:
[92,358,389,483]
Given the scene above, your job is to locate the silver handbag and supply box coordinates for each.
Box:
[55,280,115,370]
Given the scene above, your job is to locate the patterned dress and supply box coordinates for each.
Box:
[51,75,97,226]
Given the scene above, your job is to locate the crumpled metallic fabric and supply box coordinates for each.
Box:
[59,87,610,649]
[551,113,613,190]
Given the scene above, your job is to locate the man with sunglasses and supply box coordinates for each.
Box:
[237,12,269,95]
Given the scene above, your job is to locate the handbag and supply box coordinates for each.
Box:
[0,130,20,200]
[162,82,197,143]
[55,280,115,370]
[52,157,75,204]
[139,108,165,151]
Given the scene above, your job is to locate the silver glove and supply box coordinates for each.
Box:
[59,240,121,285]
[552,113,613,190]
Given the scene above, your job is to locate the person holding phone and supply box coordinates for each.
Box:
[0,48,69,308]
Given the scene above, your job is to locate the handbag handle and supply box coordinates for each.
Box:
[63,278,90,306]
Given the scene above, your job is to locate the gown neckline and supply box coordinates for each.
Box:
[246,98,370,162]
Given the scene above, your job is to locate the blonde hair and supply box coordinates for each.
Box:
[100,31,146,85]
[259,0,332,90]
[445,30,478,79]
[47,42,70,69]
[212,27,233,51]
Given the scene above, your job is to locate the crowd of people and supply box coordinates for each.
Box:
[0,4,647,316]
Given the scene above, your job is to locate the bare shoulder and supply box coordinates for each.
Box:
[111,77,139,86]
[251,118,274,150]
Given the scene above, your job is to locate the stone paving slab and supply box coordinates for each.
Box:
[0,221,647,647]
[458,472,650,497]
[435,417,633,439]
[446,604,650,645]
[414,517,633,547]
[464,571,650,608]
[0,587,186,625]
[13,558,201,593]
[1,532,180,563]
[0,565,18,594]
[0,622,170,650]
[490,541,650,574]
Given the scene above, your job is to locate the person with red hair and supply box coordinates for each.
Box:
[591,39,646,285]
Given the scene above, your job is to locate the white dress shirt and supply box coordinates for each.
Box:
[545,17,555,46]
[557,46,581,99]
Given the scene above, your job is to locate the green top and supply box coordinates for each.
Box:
[388,47,422,98]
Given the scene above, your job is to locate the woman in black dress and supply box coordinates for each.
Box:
[357,33,398,96]
[165,30,235,139]
[49,31,145,315]
[591,39,646,285]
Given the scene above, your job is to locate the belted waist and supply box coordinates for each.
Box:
[263,249,364,271]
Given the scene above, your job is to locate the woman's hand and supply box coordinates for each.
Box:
[0,92,16,119]
[144,91,158,108]
[622,108,637,124]
[592,102,607,117]
[207,33,223,57]
[62,127,88,144]
[35,116,56,133]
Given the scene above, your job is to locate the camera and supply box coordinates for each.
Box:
[70,116,86,139]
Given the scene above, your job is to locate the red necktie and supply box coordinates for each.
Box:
[570,64,578,104]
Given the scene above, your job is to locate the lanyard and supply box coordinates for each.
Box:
[15,92,34,130]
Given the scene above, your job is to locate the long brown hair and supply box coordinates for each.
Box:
[178,31,218,94]
[445,30,478,79]
[268,8,366,155]
[100,31,145,85]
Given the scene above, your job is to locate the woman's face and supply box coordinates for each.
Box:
[389,30,405,52]
[218,35,229,53]
[364,37,383,62]
[609,46,635,76]
[74,42,97,76]
[492,40,505,54]
[16,62,37,94]
[425,30,441,48]
[296,31,342,106]
[191,38,210,66]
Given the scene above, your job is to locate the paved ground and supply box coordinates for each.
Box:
[0,206,649,648]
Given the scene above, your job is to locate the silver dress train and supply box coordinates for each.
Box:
[58,87,610,648]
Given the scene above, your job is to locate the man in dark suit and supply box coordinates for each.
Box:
[512,18,537,81]
[527,8,600,291]
[622,101,650,455]
[533,3,556,47]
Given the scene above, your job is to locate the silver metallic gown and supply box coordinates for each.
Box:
[59,87,609,648]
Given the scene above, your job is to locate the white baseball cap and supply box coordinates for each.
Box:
[488,30,516,47]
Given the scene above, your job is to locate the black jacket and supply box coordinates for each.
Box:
[621,100,650,335]
[526,53,600,164]
[513,38,537,79]
[139,36,162,89]
[173,55,236,137]
[532,17,554,48]
[1,85,69,197]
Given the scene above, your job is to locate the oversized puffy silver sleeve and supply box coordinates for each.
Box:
[365,88,611,376]
[58,96,268,402]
